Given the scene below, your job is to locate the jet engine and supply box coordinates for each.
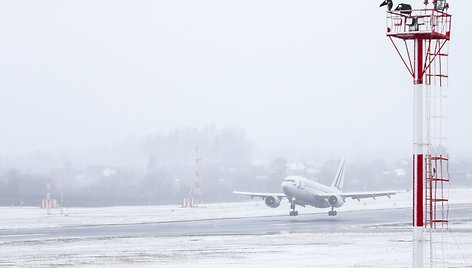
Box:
[327,195,344,208]
[264,195,281,208]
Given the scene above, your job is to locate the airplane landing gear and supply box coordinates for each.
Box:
[289,210,298,216]
[289,198,298,216]
[328,207,337,216]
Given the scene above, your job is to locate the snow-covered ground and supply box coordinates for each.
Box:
[0,188,470,230]
[0,188,471,267]
[1,230,471,267]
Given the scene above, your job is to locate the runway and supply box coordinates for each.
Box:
[1,203,472,242]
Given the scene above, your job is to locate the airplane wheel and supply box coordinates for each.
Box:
[289,211,299,216]
[334,211,337,216]
[328,211,333,216]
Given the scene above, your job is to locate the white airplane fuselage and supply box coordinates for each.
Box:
[281,176,342,208]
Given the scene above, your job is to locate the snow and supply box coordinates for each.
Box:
[0,188,470,230]
[1,231,471,267]
[0,188,471,267]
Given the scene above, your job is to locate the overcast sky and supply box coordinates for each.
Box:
[0,1,471,163]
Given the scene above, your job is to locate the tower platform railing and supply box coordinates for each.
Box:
[386,9,451,40]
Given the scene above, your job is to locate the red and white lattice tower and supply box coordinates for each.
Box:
[183,146,202,208]
[191,146,202,206]
[46,180,51,215]
[384,1,451,267]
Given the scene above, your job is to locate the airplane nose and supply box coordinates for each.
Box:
[281,182,291,195]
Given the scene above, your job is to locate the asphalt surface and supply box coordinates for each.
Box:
[1,204,471,242]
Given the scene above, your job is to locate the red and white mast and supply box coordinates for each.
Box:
[384,1,452,266]
[413,37,425,268]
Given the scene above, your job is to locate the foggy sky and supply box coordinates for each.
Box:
[1,1,471,163]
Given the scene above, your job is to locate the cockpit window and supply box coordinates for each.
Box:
[283,179,296,183]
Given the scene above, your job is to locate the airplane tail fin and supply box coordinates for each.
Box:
[330,159,346,191]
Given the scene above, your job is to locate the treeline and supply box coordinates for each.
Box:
[1,127,471,207]
[0,127,278,206]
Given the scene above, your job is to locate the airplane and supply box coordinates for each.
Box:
[234,160,402,216]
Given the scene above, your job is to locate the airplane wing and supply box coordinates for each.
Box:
[233,191,286,200]
[339,190,408,201]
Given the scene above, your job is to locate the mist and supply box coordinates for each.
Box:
[1,1,472,206]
